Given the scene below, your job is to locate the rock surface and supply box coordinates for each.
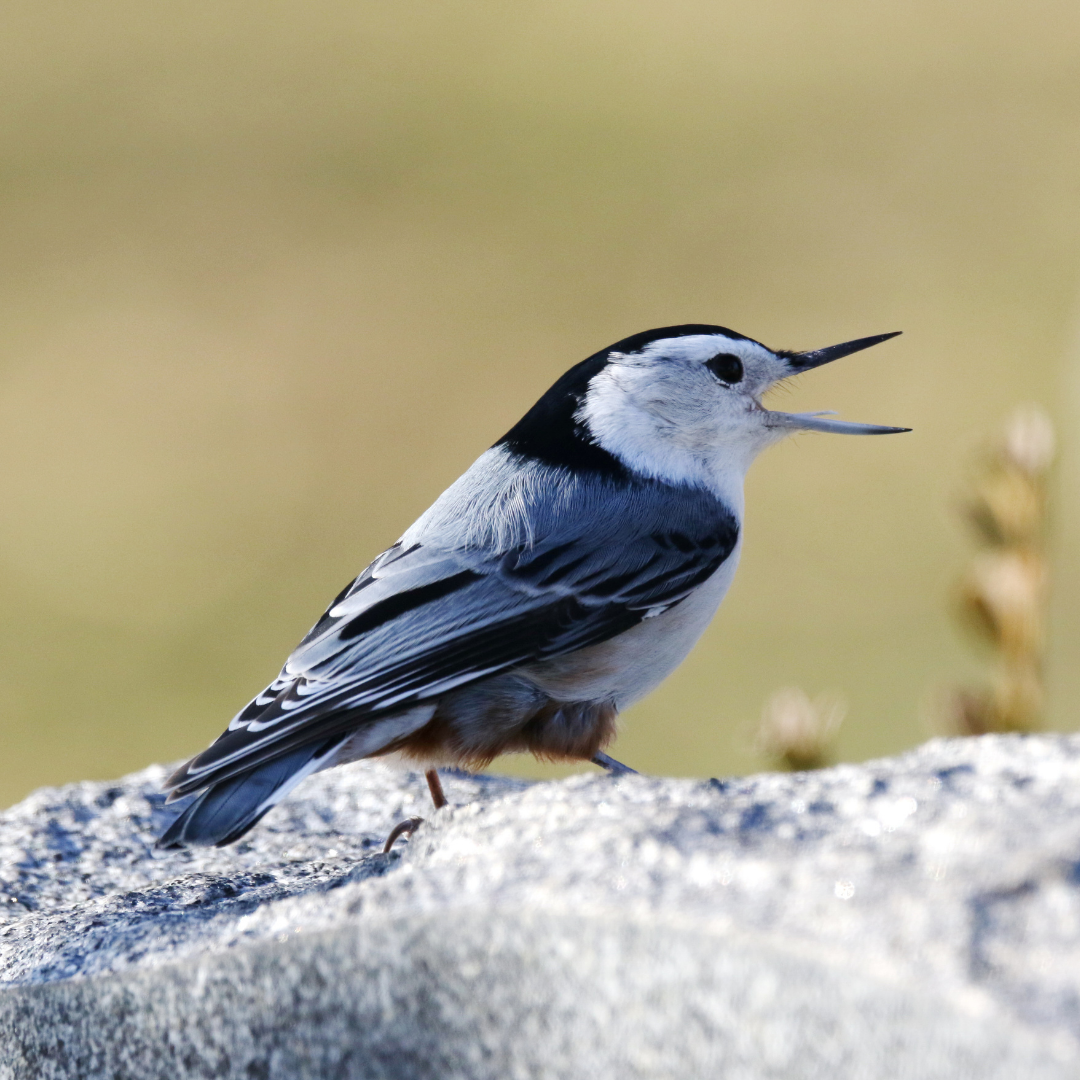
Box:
[2,735,1080,1078]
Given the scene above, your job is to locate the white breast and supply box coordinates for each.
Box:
[518,537,742,710]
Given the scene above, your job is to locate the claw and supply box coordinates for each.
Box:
[591,751,639,776]
[382,768,449,853]
[382,816,424,853]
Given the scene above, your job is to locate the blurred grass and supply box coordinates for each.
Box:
[0,0,1079,805]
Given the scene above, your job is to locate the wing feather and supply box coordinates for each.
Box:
[167,459,738,796]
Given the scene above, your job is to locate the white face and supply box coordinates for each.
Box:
[576,333,794,495]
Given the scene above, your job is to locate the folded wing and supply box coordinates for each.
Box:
[166,472,738,797]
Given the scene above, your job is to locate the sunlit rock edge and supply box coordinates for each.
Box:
[0,735,1079,1079]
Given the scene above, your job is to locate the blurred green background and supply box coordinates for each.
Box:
[1,0,1079,807]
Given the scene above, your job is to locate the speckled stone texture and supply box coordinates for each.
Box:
[1,735,1080,1079]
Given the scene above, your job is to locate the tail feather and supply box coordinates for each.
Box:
[156,737,345,849]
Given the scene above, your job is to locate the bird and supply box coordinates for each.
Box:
[157,323,907,850]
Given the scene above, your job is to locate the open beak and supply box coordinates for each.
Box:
[767,330,910,436]
[786,331,902,372]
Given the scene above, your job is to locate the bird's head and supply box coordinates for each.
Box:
[555,324,908,489]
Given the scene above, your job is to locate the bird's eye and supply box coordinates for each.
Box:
[705,353,744,385]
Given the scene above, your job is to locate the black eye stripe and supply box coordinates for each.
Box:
[705,353,744,384]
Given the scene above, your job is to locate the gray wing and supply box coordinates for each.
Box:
[167,459,738,796]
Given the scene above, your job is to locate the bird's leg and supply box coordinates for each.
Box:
[591,751,639,776]
[382,769,449,853]
[426,768,448,809]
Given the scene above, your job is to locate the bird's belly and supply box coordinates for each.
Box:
[519,544,741,709]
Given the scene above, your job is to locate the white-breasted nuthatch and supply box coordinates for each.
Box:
[159,324,906,849]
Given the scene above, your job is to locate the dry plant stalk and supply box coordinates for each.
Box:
[945,406,1055,734]
[756,687,846,771]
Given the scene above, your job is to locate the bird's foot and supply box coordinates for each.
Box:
[591,751,639,776]
[381,767,453,854]
[383,768,451,853]
[382,816,425,853]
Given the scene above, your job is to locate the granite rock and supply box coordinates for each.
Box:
[2,735,1080,1078]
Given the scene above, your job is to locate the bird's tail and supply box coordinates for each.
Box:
[156,737,346,849]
